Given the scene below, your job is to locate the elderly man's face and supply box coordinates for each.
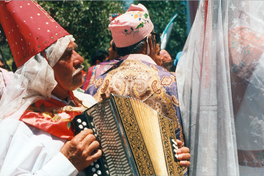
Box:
[53,40,84,91]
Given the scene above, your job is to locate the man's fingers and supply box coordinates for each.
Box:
[89,148,102,162]
[177,147,190,160]
[176,139,183,147]
[177,147,190,154]
[177,153,191,160]
[176,146,191,167]
[82,133,96,147]
[180,160,190,167]
[83,140,100,156]
[72,129,94,144]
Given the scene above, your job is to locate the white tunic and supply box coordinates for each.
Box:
[0,118,78,176]
[0,92,97,176]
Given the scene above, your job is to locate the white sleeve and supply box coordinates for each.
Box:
[0,119,79,176]
[35,152,78,176]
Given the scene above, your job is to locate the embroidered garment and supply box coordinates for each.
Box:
[20,97,80,140]
[83,59,120,91]
[85,54,184,142]
[19,90,96,140]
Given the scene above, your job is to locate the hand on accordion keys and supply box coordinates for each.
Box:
[176,139,191,167]
[60,129,102,171]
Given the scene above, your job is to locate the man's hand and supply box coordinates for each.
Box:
[60,129,102,171]
[176,139,191,167]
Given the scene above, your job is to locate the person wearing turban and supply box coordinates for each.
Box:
[85,3,191,174]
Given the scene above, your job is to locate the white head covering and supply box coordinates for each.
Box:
[0,35,74,121]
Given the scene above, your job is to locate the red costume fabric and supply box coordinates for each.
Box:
[20,91,82,140]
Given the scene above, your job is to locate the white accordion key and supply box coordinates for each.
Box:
[78,124,83,129]
[170,137,179,162]
[97,170,102,175]
[173,144,178,150]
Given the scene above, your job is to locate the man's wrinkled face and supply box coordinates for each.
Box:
[53,40,84,91]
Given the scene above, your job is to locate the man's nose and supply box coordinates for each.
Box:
[73,51,84,66]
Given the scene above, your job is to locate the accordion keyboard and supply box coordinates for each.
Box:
[72,99,136,176]
[87,101,134,175]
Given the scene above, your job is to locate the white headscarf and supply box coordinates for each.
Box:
[0,35,74,121]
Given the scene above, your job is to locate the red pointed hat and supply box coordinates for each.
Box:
[0,0,69,68]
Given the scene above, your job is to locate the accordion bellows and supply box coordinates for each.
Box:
[72,94,183,176]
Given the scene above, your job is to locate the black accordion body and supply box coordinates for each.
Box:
[71,94,183,176]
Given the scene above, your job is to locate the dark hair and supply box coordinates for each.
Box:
[162,60,176,72]
[91,49,109,65]
[112,40,116,52]
[12,60,17,72]
[116,38,146,56]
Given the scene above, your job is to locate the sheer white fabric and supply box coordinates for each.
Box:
[176,0,264,175]
[0,35,74,121]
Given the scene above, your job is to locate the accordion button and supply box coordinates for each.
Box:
[91,167,96,172]
[77,118,82,123]
[82,121,87,126]
[175,154,178,159]
[95,164,100,168]
[97,170,102,175]
[172,139,177,144]
[91,162,94,166]
[78,124,84,129]
[173,144,178,150]
[84,127,88,130]
[106,170,109,175]
[93,174,98,176]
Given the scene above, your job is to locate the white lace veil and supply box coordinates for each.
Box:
[176,0,264,175]
[0,35,74,121]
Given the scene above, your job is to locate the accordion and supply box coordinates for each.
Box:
[71,94,183,176]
